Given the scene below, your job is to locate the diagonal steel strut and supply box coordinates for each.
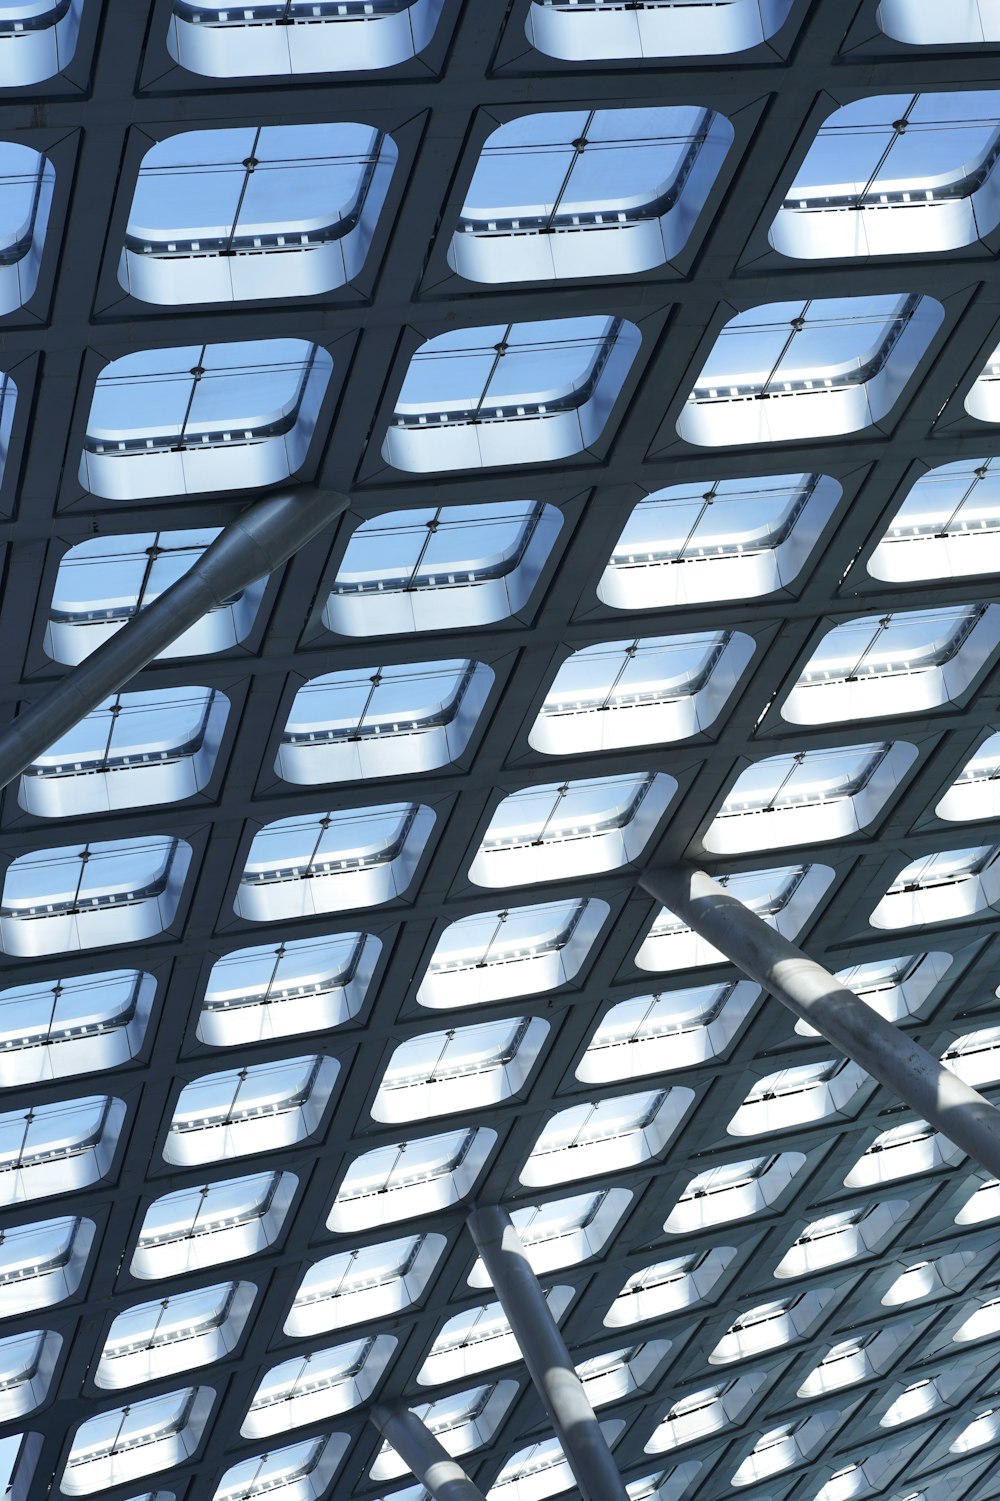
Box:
[0,485,349,794]
[642,863,1000,1179]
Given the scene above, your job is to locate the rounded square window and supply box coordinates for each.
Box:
[0,1,82,85]
[0,142,54,312]
[324,502,562,637]
[772,92,1000,259]
[676,294,942,447]
[235,804,433,921]
[45,529,266,666]
[79,339,332,500]
[451,107,732,283]
[382,317,640,473]
[0,836,191,958]
[530,632,754,753]
[20,686,229,817]
[877,0,1000,44]
[781,605,1000,725]
[168,0,445,77]
[122,125,396,305]
[468,772,674,888]
[525,0,795,60]
[598,472,841,608]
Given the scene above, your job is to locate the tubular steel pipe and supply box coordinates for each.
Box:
[0,486,348,794]
[466,1205,629,1501]
[641,863,1000,1179]
[370,1402,489,1501]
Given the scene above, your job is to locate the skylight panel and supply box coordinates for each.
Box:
[416,897,608,1009]
[871,844,1000,929]
[577,981,758,1084]
[95,1282,255,1391]
[468,772,674,888]
[644,1372,765,1454]
[0,968,154,1087]
[937,731,1000,823]
[326,1126,496,1233]
[525,0,795,60]
[370,1382,518,1482]
[468,1189,632,1286]
[19,685,229,817]
[955,1176,1000,1225]
[0,0,82,85]
[605,1248,736,1328]
[952,1294,1000,1343]
[781,605,999,725]
[79,339,332,500]
[731,1414,840,1487]
[0,1215,94,1318]
[794,951,950,1036]
[371,1016,549,1124]
[797,1326,915,1397]
[278,659,493,784]
[882,1249,980,1306]
[942,1024,1000,1086]
[382,316,640,472]
[772,92,1000,258]
[520,1087,692,1187]
[703,742,916,855]
[529,632,754,754]
[168,0,446,77]
[844,1119,964,1187]
[626,1464,703,1501]
[61,1387,214,1496]
[676,294,942,447]
[664,1153,805,1234]
[284,1233,446,1338]
[234,804,433,922]
[242,1335,396,1438]
[877,0,1000,44]
[324,501,562,636]
[636,863,833,972]
[879,1376,949,1429]
[0,835,190,957]
[598,472,840,609]
[131,1170,296,1280]
[577,1340,670,1408]
[729,1058,870,1136]
[0,1095,124,1207]
[214,1436,349,1501]
[709,1288,834,1363]
[46,528,266,666]
[489,1429,624,1501]
[0,142,53,311]
[121,124,397,304]
[198,933,379,1047]
[965,337,1000,421]
[951,1405,1000,1453]
[163,1055,339,1166]
[774,1200,909,1277]
[450,107,732,283]
[868,460,1000,583]
[0,1329,59,1421]
[418,1287,574,1386]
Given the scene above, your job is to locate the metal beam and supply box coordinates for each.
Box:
[0,486,348,794]
[370,1402,489,1501]
[641,863,1000,1179]
[466,1205,629,1501]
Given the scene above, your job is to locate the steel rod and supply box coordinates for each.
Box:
[370,1402,489,1501]
[0,486,348,793]
[641,863,1000,1178]
[466,1205,629,1501]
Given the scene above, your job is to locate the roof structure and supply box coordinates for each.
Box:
[3,2,1000,1500]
